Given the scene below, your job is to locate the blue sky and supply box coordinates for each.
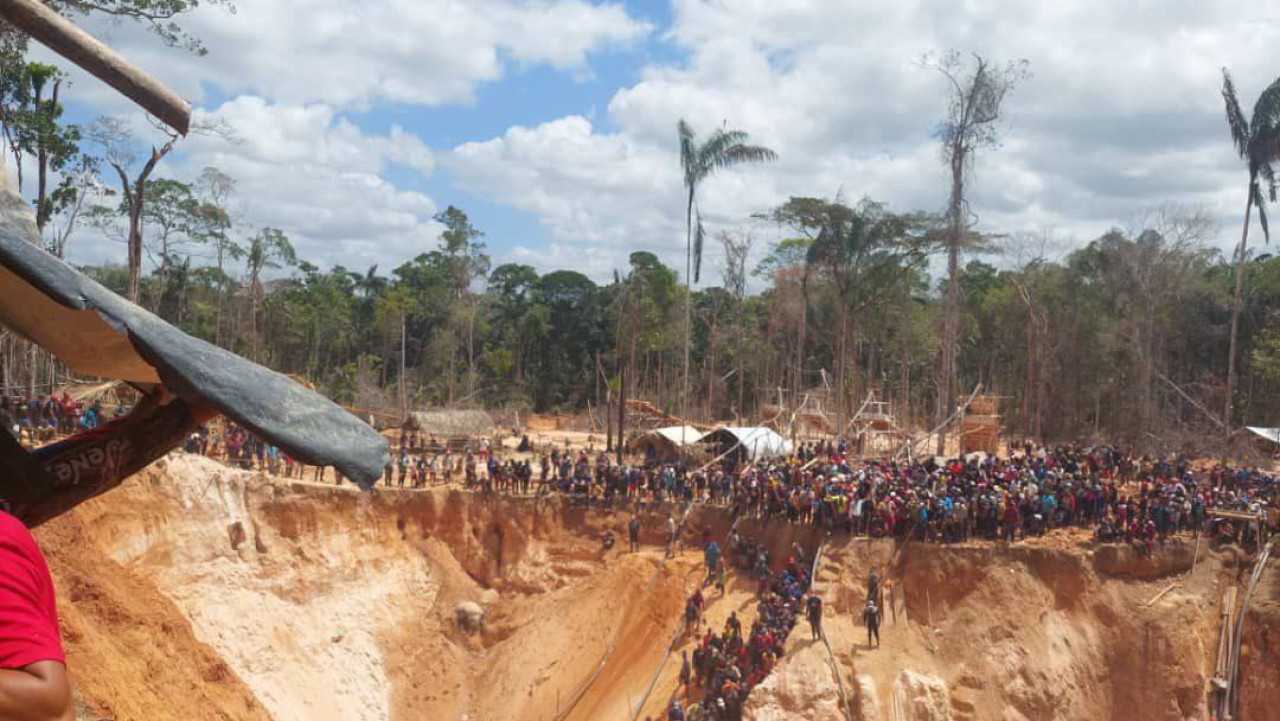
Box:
[40,0,683,277]
[335,1,684,273]
[23,0,1280,284]
[348,42,670,267]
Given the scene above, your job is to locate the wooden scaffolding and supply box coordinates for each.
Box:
[960,394,1003,455]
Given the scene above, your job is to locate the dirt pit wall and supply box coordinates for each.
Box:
[43,454,719,721]
[751,534,1277,721]
[33,452,1280,721]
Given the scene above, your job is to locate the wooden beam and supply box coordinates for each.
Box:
[0,0,190,134]
[1209,508,1262,523]
[895,382,982,461]
[4,397,206,527]
[1155,370,1224,430]
[1143,582,1179,607]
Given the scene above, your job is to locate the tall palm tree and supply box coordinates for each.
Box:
[349,264,386,352]
[1221,69,1280,431]
[245,227,296,361]
[676,120,775,428]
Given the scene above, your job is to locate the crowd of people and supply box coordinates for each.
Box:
[722,441,1275,550]
[1,392,126,442]
[181,424,1277,552]
[12,398,1271,719]
[509,439,1275,552]
[180,423,503,486]
[25,399,1266,553]
[646,438,1279,719]
[667,534,814,721]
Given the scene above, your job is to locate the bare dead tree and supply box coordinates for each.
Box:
[86,114,232,302]
[193,166,237,345]
[923,51,1029,455]
[721,229,754,423]
[1002,231,1059,440]
[1110,205,1217,437]
[48,153,106,258]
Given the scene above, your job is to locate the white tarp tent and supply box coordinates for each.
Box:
[703,426,793,460]
[1246,426,1280,444]
[652,426,705,446]
[628,425,704,462]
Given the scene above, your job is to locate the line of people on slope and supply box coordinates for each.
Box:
[668,536,813,721]
[667,534,888,721]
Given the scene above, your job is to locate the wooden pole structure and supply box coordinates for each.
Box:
[1228,540,1274,718]
[0,0,190,134]
[398,309,407,421]
[895,383,982,462]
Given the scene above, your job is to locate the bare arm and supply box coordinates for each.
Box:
[0,661,73,721]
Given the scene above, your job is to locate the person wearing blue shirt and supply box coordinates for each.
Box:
[1041,493,1057,529]
[80,404,99,430]
[704,540,721,586]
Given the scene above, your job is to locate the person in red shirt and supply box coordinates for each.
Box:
[1002,497,1022,542]
[0,512,73,721]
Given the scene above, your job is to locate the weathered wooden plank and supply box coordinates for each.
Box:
[0,0,189,133]
[1208,508,1262,523]
[1143,582,1179,608]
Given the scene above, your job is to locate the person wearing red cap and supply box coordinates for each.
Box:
[0,512,73,721]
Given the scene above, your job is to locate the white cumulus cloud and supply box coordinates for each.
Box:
[449,0,1280,280]
[68,96,444,274]
[45,0,652,109]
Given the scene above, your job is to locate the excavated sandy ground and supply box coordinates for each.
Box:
[32,453,1280,721]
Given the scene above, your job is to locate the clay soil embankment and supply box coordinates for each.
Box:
[35,454,1280,721]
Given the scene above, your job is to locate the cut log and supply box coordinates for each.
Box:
[1142,582,1178,607]
[0,0,190,133]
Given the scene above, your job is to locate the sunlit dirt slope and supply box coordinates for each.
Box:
[36,454,1279,721]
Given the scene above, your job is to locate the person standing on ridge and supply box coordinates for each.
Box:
[714,557,728,596]
[806,593,823,641]
[629,514,641,553]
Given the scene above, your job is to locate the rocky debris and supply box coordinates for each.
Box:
[455,600,486,634]
[893,669,950,721]
[743,645,843,721]
[855,673,882,721]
